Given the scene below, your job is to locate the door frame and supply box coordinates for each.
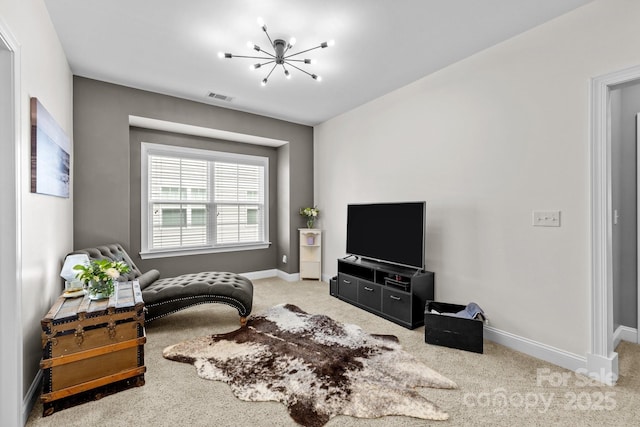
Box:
[590,64,640,384]
[637,113,640,345]
[0,17,22,426]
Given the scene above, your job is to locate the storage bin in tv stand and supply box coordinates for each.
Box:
[335,257,434,329]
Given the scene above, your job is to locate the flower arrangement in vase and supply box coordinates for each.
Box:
[299,206,319,229]
[74,258,130,300]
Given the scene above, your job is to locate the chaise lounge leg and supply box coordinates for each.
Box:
[240,316,248,327]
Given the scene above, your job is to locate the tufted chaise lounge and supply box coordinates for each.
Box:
[70,243,253,326]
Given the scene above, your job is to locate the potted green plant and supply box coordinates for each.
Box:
[74,258,130,300]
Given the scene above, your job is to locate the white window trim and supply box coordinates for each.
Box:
[140,142,270,259]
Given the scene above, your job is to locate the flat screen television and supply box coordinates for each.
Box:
[346,201,425,269]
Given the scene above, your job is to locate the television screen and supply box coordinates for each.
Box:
[346,202,425,269]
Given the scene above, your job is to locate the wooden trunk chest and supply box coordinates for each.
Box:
[40,280,146,416]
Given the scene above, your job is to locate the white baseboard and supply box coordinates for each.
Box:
[613,325,638,348]
[485,326,619,384]
[23,370,41,424]
[276,270,300,282]
[240,269,300,282]
[483,325,587,373]
[241,268,332,283]
[586,352,619,385]
[240,269,279,280]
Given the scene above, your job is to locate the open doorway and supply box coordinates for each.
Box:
[590,64,640,385]
[0,20,22,426]
[609,81,640,349]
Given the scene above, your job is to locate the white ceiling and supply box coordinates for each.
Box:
[44,0,594,126]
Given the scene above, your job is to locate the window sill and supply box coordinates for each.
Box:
[139,242,271,260]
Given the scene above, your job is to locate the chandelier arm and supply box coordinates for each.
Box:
[286,62,316,79]
[286,59,313,63]
[251,48,276,58]
[262,28,275,50]
[285,45,322,58]
[228,54,275,60]
[259,49,276,59]
[265,63,278,80]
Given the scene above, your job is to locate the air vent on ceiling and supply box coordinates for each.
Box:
[207,92,233,102]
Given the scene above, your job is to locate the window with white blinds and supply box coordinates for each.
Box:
[140,142,269,258]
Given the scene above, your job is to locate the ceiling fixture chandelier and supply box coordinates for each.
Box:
[219,17,334,86]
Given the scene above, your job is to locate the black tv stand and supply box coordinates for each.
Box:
[334,257,434,329]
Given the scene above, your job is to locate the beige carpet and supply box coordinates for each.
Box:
[27,277,640,426]
[163,303,457,425]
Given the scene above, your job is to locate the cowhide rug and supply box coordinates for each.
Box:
[162,304,457,427]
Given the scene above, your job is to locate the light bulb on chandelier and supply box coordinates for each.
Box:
[220,18,333,86]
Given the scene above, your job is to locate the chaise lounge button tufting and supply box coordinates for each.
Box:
[69,243,253,327]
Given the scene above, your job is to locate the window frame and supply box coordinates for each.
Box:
[140,142,270,259]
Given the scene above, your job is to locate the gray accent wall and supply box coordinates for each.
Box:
[277,143,292,272]
[129,128,278,277]
[73,77,313,276]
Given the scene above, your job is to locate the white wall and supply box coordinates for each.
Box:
[315,0,640,357]
[0,0,73,418]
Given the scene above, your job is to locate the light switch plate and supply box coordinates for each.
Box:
[533,210,561,227]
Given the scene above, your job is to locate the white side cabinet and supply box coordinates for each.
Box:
[299,228,322,280]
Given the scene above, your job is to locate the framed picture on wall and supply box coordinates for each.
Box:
[30,97,70,198]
